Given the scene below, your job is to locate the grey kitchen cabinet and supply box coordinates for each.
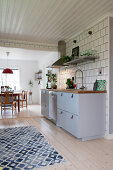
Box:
[56,92,106,141]
[41,90,49,118]
[41,89,57,123]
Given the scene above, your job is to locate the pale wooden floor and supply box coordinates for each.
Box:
[0,104,42,119]
[0,105,113,170]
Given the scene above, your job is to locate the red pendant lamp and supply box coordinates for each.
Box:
[2,68,13,74]
[2,52,13,74]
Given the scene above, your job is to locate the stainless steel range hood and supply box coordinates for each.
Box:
[47,40,68,68]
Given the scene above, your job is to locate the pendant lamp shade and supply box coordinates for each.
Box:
[2,52,13,74]
[2,68,13,74]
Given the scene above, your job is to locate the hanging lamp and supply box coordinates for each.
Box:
[2,52,13,74]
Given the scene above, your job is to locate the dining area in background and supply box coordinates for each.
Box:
[0,87,28,114]
[0,55,28,114]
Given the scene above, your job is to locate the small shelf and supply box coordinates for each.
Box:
[35,71,42,74]
[36,78,42,80]
[63,56,99,65]
[35,71,42,81]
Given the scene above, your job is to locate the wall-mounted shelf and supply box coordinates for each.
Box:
[35,71,42,80]
[35,71,42,84]
[63,56,99,65]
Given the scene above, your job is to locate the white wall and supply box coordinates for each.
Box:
[37,52,59,104]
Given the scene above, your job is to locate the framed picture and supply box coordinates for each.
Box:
[72,46,79,59]
[96,80,106,91]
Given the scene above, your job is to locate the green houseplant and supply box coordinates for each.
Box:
[62,56,71,63]
[66,78,74,89]
[46,73,57,89]
[51,74,57,89]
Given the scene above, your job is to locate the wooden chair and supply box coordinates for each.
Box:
[1,92,16,114]
[20,90,27,108]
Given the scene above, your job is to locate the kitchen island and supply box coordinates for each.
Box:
[41,89,106,141]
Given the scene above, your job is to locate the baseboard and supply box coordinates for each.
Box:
[104,134,113,139]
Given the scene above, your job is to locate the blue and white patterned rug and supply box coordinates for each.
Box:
[0,126,65,170]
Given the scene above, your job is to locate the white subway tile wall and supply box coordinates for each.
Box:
[57,17,109,133]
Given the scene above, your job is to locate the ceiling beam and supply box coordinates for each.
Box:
[0,39,58,51]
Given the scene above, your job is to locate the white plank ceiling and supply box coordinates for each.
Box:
[0,0,113,45]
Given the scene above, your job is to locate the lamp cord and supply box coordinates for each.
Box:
[6,52,9,68]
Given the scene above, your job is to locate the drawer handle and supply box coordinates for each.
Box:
[61,111,63,114]
[61,93,63,96]
[71,94,73,98]
[71,115,73,119]
[45,104,46,107]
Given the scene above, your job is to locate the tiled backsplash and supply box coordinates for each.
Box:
[57,17,108,90]
[57,17,109,133]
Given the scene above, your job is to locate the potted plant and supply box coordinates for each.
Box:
[66,78,74,89]
[46,72,57,89]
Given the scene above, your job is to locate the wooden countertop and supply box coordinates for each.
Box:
[41,89,106,94]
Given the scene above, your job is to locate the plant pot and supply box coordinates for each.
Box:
[66,86,74,89]
[52,83,57,89]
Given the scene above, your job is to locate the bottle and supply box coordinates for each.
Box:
[46,82,48,89]
[93,80,97,91]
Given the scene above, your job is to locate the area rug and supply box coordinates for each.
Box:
[0,126,65,170]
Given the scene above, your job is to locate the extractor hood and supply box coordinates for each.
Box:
[47,40,68,68]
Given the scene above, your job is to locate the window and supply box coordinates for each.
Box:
[0,69,20,90]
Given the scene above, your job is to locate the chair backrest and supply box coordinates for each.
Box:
[22,90,27,100]
[1,92,14,104]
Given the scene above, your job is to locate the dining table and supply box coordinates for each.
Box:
[0,91,22,112]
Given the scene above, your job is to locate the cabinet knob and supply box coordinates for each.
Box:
[61,111,63,114]
[71,115,73,119]
[71,94,73,98]
[61,93,63,96]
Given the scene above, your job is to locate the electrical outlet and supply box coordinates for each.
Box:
[98,68,102,75]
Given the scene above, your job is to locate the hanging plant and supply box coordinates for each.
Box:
[29,80,33,87]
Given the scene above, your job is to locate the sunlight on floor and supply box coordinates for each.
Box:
[0,104,42,119]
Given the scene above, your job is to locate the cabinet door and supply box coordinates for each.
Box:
[62,111,79,138]
[44,91,49,118]
[57,109,64,127]
[41,90,46,116]
[57,92,65,110]
[49,92,57,121]
[41,90,49,118]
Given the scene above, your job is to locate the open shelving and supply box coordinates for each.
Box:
[63,56,99,66]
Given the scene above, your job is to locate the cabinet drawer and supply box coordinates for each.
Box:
[63,111,79,137]
[57,109,79,138]
[57,92,78,115]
